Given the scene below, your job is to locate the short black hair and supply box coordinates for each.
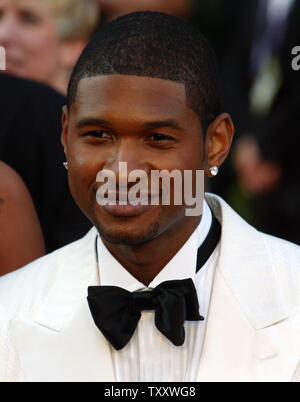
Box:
[67,11,221,132]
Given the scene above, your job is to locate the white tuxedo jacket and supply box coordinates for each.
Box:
[0,194,299,382]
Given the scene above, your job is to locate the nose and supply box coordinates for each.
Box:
[0,14,18,47]
[103,137,150,187]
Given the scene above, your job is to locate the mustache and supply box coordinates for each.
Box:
[95,189,162,200]
[94,181,163,195]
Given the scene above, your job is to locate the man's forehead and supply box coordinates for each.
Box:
[73,74,188,114]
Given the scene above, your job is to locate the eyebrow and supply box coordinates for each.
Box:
[142,119,184,131]
[76,118,110,129]
[76,117,184,131]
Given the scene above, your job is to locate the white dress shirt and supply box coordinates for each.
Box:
[96,200,220,382]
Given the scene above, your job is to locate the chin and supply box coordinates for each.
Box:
[90,203,164,245]
[95,219,161,246]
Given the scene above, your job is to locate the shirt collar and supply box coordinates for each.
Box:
[97,199,212,292]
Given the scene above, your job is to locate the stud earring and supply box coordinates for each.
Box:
[209,166,219,176]
[63,161,68,170]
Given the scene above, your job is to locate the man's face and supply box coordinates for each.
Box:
[62,75,206,245]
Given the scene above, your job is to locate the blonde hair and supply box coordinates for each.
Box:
[49,0,100,41]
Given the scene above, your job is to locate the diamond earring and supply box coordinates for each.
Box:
[209,166,219,176]
[63,161,68,170]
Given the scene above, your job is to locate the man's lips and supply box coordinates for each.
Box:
[103,203,150,217]
[97,190,161,202]
[94,182,165,217]
[96,191,161,217]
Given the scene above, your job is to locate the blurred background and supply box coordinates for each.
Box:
[0,0,299,274]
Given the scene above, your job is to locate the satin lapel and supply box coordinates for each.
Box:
[10,301,115,382]
[11,228,115,382]
[197,269,279,382]
[205,194,289,330]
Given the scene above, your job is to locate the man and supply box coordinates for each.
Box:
[0,74,91,254]
[0,12,299,382]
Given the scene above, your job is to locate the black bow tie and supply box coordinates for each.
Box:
[88,211,221,350]
[88,279,203,350]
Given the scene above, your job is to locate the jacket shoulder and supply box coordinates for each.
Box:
[0,228,97,318]
[261,232,300,307]
[262,231,300,267]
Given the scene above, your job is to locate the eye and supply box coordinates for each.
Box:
[19,10,41,25]
[83,130,113,140]
[147,133,174,141]
[145,133,177,149]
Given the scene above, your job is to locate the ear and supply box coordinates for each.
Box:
[204,113,234,177]
[61,105,69,158]
[58,39,86,70]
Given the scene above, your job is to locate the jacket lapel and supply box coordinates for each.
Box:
[196,268,280,381]
[10,228,116,382]
[198,194,300,382]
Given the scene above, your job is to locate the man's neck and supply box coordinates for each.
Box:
[101,214,204,287]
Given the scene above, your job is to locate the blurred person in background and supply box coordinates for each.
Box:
[0,0,99,94]
[0,161,45,275]
[98,0,193,24]
[97,0,236,63]
[0,73,92,258]
[212,0,300,244]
